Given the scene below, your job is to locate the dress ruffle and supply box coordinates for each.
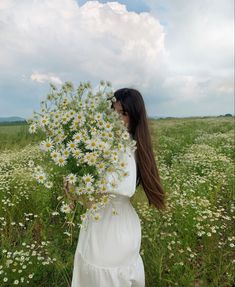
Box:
[71,251,145,287]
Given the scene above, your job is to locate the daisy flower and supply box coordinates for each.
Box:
[107,132,114,140]
[94,112,103,121]
[104,122,113,131]
[82,174,94,186]
[97,162,106,172]
[56,128,64,136]
[72,148,82,159]
[55,155,67,167]
[50,150,60,160]
[67,140,77,152]
[91,204,98,211]
[93,213,101,221]
[100,184,108,193]
[45,181,53,189]
[62,116,69,125]
[122,171,130,177]
[110,179,118,189]
[40,138,54,152]
[84,185,95,194]
[119,160,127,169]
[74,111,84,122]
[122,131,130,140]
[69,109,76,117]
[34,165,44,173]
[39,116,49,127]
[72,132,83,143]
[81,213,87,221]
[60,203,72,214]
[62,148,70,158]
[28,160,35,168]
[66,173,77,184]
[97,120,105,129]
[111,154,119,163]
[97,141,106,150]
[101,195,109,204]
[85,138,98,150]
[35,172,47,183]
[29,123,37,134]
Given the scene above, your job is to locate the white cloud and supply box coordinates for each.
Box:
[142,0,234,116]
[30,72,63,84]
[0,0,165,85]
[0,0,233,117]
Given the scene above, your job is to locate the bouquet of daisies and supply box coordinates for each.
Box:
[27,80,136,233]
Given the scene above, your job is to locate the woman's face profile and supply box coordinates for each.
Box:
[113,100,130,129]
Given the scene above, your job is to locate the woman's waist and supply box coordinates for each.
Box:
[108,193,130,203]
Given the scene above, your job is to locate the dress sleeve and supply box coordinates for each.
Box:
[105,149,137,198]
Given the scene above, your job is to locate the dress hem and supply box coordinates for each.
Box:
[77,250,141,270]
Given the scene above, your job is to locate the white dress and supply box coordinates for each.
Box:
[71,148,145,287]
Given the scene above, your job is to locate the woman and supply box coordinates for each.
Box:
[68,88,166,287]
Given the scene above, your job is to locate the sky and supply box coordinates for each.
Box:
[0,0,234,118]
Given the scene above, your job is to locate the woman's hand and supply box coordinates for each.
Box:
[63,177,105,209]
[63,177,93,209]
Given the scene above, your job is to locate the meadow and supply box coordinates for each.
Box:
[0,116,234,286]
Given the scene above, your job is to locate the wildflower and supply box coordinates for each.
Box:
[67,140,77,152]
[28,160,35,167]
[122,131,130,140]
[85,138,98,150]
[34,165,44,173]
[111,154,119,162]
[50,150,60,160]
[93,213,101,221]
[72,148,82,159]
[35,172,47,183]
[55,155,67,167]
[29,123,37,134]
[84,185,95,194]
[66,173,77,184]
[28,274,34,279]
[72,132,83,143]
[45,181,53,189]
[119,160,127,169]
[40,138,54,152]
[82,174,94,186]
[39,116,49,127]
[104,122,113,131]
[62,148,70,157]
[60,203,72,214]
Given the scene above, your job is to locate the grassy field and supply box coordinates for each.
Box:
[0,117,234,286]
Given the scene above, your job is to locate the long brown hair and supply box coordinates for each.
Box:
[111,88,166,211]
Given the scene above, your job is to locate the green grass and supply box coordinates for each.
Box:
[0,123,45,151]
[0,117,234,286]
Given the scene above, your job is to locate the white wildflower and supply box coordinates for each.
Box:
[40,138,54,152]
[29,123,37,134]
[66,173,77,184]
[82,174,94,186]
[60,203,72,214]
